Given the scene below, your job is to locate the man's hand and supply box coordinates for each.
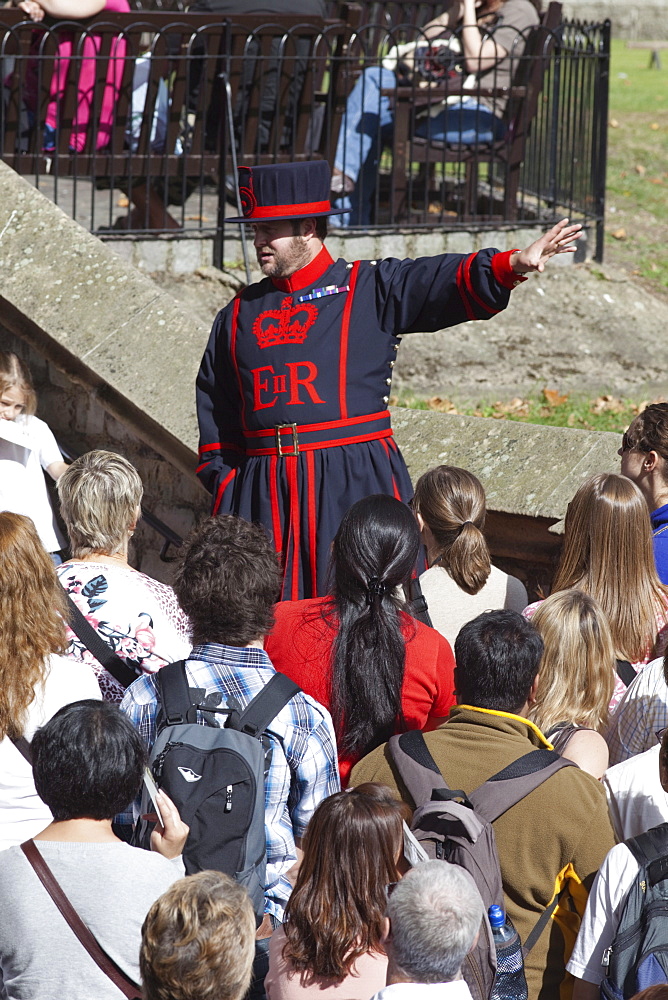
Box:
[148,790,190,860]
[510,219,582,274]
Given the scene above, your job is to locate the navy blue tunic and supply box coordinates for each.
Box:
[196,244,520,599]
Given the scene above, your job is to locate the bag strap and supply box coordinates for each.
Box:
[625,822,668,869]
[156,660,195,727]
[20,840,141,999]
[523,888,567,957]
[10,734,33,765]
[615,659,636,687]
[65,595,139,690]
[227,672,301,738]
[403,576,433,629]
[469,748,576,824]
[387,730,454,807]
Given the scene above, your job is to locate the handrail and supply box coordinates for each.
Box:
[56,439,184,561]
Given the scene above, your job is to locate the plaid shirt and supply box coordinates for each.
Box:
[120,643,340,920]
[606,656,668,766]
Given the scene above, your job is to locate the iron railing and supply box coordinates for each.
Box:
[0,9,610,260]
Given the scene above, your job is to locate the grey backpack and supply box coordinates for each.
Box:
[388,730,576,1000]
[134,660,300,925]
[601,822,668,999]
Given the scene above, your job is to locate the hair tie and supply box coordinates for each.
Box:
[459,520,475,532]
[366,577,387,605]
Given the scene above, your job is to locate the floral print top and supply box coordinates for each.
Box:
[57,560,192,702]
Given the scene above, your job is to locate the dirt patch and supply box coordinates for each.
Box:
[151,257,668,406]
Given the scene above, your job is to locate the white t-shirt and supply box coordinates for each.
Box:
[566,843,640,985]
[419,564,527,649]
[604,745,668,841]
[370,981,473,1000]
[0,415,65,553]
[0,655,101,851]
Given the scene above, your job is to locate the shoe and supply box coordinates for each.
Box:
[42,124,56,154]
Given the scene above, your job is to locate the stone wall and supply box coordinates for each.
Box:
[561,0,668,38]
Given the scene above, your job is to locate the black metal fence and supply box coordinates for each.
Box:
[0,7,610,260]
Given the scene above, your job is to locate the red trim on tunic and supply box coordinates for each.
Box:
[269,455,283,554]
[272,247,335,293]
[380,438,401,500]
[287,456,300,602]
[491,250,528,289]
[212,469,236,515]
[463,253,502,316]
[229,295,248,433]
[245,428,394,457]
[198,441,243,455]
[196,461,212,474]
[306,451,318,598]
[338,261,361,419]
[456,256,477,321]
[243,410,390,439]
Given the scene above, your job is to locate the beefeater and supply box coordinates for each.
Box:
[196,160,580,599]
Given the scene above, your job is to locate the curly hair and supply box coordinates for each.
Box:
[174,516,281,646]
[282,784,404,982]
[141,871,256,1000]
[0,512,68,739]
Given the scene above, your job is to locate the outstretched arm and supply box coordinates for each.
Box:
[510,218,582,274]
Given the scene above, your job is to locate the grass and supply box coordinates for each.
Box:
[605,39,668,290]
[389,388,660,433]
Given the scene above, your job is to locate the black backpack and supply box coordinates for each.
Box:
[601,822,668,999]
[134,660,300,924]
[388,730,576,1000]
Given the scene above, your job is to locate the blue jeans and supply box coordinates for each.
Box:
[333,65,506,226]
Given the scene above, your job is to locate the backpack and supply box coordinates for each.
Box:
[134,660,300,924]
[388,730,576,1000]
[601,822,668,1000]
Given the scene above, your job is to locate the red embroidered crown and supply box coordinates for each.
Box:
[252,297,317,349]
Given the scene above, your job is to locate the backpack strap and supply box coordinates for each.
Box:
[615,659,636,687]
[625,823,668,885]
[156,661,197,727]
[65,595,139,690]
[227,672,301,738]
[469,748,576,824]
[403,576,433,628]
[10,735,33,765]
[387,730,463,808]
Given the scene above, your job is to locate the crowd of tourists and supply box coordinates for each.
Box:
[4,347,668,1000]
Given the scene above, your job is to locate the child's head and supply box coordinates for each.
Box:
[0,353,36,420]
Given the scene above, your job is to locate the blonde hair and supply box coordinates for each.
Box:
[413,466,491,595]
[552,473,668,663]
[140,871,256,1000]
[57,450,143,558]
[0,352,37,416]
[529,590,615,734]
[0,512,68,740]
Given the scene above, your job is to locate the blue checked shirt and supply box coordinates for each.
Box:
[120,643,340,921]
[606,656,668,765]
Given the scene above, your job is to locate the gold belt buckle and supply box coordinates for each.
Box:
[275,422,299,457]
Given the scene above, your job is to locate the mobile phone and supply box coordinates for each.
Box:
[143,767,164,827]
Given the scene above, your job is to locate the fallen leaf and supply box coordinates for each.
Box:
[609,118,619,127]
[611,228,627,240]
[493,397,529,416]
[567,413,576,426]
[651,263,660,272]
[591,394,626,415]
[117,196,130,207]
[427,396,458,413]
[635,164,646,175]
[650,177,664,184]
[543,388,569,407]
[185,215,210,222]
[650,122,660,130]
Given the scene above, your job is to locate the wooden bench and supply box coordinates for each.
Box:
[383,1,563,223]
[626,39,668,70]
[0,11,352,226]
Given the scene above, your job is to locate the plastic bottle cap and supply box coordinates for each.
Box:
[488,904,505,927]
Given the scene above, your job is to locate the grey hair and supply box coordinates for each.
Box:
[57,450,143,558]
[387,861,484,984]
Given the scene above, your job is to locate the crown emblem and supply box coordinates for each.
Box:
[252,297,317,349]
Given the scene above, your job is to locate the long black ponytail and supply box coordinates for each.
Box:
[327,495,420,759]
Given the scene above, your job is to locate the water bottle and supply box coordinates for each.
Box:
[488,905,528,1000]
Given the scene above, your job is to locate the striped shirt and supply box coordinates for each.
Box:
[605,657,668,766]
[120,643,340,920]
